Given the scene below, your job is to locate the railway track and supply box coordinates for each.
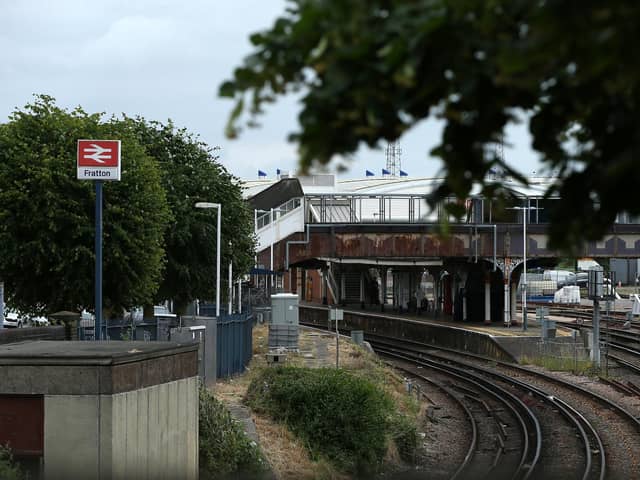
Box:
[556,315,640,378]
[378,347,542,479]
[529,301,639,332]
[526,302,640,379]
[367,333,640,479]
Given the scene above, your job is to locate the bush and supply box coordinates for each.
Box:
[0,445,23,480]
[387,413,419,463]
[245,366,415,475]
[199,384,267,479]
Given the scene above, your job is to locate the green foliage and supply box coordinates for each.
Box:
[221,1,640,250]
[523,355,595,376]
[387,412,419,463]
[0,95,171,315]
[119,118,256,312]
[119,325,133,341]
[556,258,577,270]
[0,445,23,480]
[245,366,417,475]
[199,384,267,479]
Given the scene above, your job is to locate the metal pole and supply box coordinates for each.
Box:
[335,310,339,368]
[216,205,221,317]
[522,208,528,331]
[0,281,4,329]
[95,180,103,340]
[228,260,233,314]
[593,298,601,367]
[270,208,274,289]
[254,209,258,286]
[605,300,610,375]
[238,278,242,314]
[195,202,222,317]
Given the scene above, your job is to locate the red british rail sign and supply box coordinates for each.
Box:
[77,139,121,181]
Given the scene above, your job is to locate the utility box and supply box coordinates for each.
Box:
[271,293,299,325]
[269,294,299,350]
[351,330,364,345]
[171,325,208,382]
[541,319,557,340]
[587,268,616,300]
[0,341,199,480]
[268,324,299,350]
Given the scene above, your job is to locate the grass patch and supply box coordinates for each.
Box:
[245,366,418,476]
[199,384,268,479]
[523,355,596,375]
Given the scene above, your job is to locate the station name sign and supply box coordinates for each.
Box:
[77,139,121,181]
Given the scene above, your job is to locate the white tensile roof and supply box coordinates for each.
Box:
[242,173,558,199]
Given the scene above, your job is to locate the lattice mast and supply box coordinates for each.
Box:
[385,142,402,176]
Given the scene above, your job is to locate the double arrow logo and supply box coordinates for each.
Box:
[77,139,121,180]
[83,143,112,163]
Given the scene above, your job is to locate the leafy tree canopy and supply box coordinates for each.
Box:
[120,117,256,313]
[0,95,171,315]
[221,1,640,250]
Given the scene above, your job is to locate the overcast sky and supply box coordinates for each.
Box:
[1,0,543,181]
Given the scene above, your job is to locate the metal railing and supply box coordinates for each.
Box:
[257,193,640,230]
[256,197,302,230]
[78,309,255,380]
[77,315,178,341]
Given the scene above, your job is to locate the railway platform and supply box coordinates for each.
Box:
[298,301,596,363]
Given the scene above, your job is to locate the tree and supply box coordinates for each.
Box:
[220,1,640,250]
[120,117,256,314]
[0,96,171,315]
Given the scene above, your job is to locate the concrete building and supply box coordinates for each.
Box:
[0,341,199,480]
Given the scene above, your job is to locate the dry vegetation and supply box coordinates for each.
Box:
[212,324,427,479]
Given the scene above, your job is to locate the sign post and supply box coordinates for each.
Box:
[329,308,344,367]
[77,140,121,340]
[0,282,4,329]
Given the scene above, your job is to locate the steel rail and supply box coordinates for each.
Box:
[374,344,541,480]
[370,335,605,480]
[387,362,479,480]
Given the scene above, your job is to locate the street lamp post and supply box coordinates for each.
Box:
[522,208,529,331]
[195,202,221,317]
[509,205,538,331]
[228,239,233,314]
[228,258,233,314]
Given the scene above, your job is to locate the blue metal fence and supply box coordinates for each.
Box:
[214,313,253,378]
[78,306,254,380]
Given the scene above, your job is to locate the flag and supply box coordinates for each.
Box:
[382,168,390,175]
[365,170,375,177]
[399,170,408,177]
[258,170,267,177]
[276,168,281,175]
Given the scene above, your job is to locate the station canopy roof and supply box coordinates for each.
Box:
[243,172,559,205]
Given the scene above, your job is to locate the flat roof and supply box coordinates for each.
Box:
[0,341,200,395]
[0,340,198,366]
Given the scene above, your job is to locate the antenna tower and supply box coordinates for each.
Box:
[385,141,402,176]
[490,133,504,179]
